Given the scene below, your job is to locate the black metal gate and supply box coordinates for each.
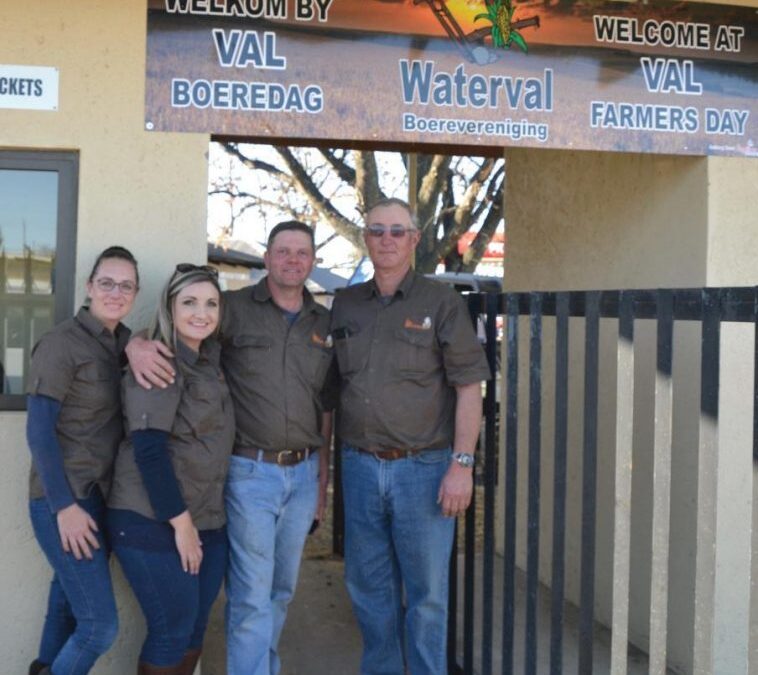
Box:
[335,287,758,675]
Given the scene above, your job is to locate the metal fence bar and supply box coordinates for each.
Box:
[448,523,461,675]
[509,287,756,322]
[754,287,758,464]
[693,288,721,675]
[481,292,499,675]
[441,285,756,675]
[502,294,519,675]
[333,435,344,556]
[649,290,674,674]
[579,291,600,675]
[610,291,635,675]
[525,293,543,675]
[462,292,479,675]
[550,293,569,675]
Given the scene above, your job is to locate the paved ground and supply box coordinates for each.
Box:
[197,488,666,675]
[200,553,667,675]
[200,557,361,675]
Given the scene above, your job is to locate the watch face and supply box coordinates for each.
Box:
[455,453,474,468]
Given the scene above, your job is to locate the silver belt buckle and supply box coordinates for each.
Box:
[277,449,297,465]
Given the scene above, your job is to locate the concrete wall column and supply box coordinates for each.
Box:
[0,2,210,672]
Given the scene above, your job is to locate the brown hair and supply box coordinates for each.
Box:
[88,245,140,287]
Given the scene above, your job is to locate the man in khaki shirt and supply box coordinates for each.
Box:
[331,198,490,675]
[128,221,335,675]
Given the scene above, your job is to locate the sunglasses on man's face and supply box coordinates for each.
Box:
[366,224,416,238]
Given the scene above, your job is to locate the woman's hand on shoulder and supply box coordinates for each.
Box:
[169,510,202,574]
[56,503,100,560]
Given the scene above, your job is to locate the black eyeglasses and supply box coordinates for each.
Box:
[366,224,416,239]
[175,263,219,279]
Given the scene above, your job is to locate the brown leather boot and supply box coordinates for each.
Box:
[29,661,49,675]
[137,662,183,674]
[178,649,202,675]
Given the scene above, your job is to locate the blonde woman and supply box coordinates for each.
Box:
[107,264,234,675]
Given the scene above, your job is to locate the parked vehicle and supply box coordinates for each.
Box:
[425,272,502,294]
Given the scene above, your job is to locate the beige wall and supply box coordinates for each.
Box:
[501,148,758,673]
[0,1,209,672]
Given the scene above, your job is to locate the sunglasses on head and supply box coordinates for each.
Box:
[175,263,219,279]
[366,224,416,238]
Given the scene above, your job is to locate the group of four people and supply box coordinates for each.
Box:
[26,198,490,675]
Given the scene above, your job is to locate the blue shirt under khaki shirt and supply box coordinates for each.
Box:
[220,278,337,454]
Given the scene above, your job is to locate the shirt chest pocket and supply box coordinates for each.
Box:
[334,330,370,377]
[394,327,437,373]
[303,341,333,387]
[231,334,273,374]
[76,361,118,406]
[181,379,223,437]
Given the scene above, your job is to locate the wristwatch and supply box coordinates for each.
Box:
[452,452,475,468]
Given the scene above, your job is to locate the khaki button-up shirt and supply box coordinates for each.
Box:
[109,339,235,530]
[27,307,131,501]
[331,271,491,451]
[220,278,336,453]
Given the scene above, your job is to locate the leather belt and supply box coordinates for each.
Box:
[234,447,313,466]
[358,446,420,461]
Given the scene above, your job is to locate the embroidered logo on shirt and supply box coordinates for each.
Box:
[312,332,334,348]
[404,317,432,331]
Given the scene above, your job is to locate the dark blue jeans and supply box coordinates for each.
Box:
[29,490,118,675]
[108,510,228,667]
[341,445,456,675]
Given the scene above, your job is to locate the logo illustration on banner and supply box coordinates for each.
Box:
[416,0,539,63]
[474,0,535,53]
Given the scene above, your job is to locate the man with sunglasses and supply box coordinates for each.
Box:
[126,222,336,675]
[332,198,491,675]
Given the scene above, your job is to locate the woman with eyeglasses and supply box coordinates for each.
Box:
[107,264,234,675]
[26,246,140,675]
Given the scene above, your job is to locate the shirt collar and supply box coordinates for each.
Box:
[252,276,319,315]
[76,306,110,337]
[175,338,200,365]
[367,268,417,300]
[75,306,131,355]
[175,337,221,367]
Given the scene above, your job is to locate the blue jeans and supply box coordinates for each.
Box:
[341,445,455,675]
[108,513,228,666]
[224,452,319,675]
[29,490,118,675]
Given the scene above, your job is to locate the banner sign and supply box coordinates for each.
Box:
[145,0,757,157]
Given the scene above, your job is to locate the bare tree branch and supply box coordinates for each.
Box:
[320,149,356,185]
[211,143,503,273]
[354,151,385,215]
[274,146,366,252]
[434,158,496,262]
[222,143,290,179]
[462,175,504,272]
